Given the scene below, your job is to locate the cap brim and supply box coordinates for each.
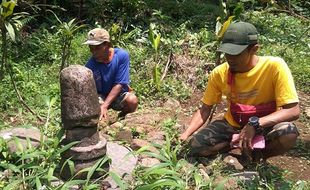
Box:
[83,40,104,45]
[217,43,249,55]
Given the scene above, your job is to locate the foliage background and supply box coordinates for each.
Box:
[0,0,309,189]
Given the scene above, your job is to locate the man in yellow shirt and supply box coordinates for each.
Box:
[180,22,300,161]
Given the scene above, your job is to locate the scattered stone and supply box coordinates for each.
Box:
[0,127,43,142]
[109,122,124,129]
[228,148,242,156]
[7,138,40,153]
[61,134,107,161]
[60,65,100,129]
[305,107,310,118]
[106,142,138,180]
[197,164,210,181]
[147,131,165,141]
[65,127,98,142]
[116,130,133,144]
[231,171,259,183]
[223,155,244,170]
[214,176,240,190]
[135,125,148,134]
[163,98,181,111]
[130,139,158,153]
[140,157,160,167]
[0,127,44,153]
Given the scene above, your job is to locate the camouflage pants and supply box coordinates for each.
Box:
[189,120,299,155]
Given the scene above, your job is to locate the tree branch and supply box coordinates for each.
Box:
[8,65,44,122]
[161,52,173,81]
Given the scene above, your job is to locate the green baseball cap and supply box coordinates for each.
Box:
[217,22,258,55]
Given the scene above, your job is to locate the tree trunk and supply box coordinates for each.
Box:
[0,20,7,80]
[78,0,84,20]
[41,0,47,17]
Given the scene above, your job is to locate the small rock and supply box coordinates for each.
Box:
[140,157,160,167]
[110,122,123,129]
[223,155,244,170]
[231,171,259,183]
[131,139,158,153]
[147,131,165,141]
[116,130,133,144]
[197,164,210,181]
[305,107,310,118]
[163,98,181,110]
[214,176,240,190]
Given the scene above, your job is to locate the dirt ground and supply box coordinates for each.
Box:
[108,88,310,182]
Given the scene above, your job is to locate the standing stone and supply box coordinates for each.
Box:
[59,64,110,181]
[60,65,100,129]
[65,127,98,142]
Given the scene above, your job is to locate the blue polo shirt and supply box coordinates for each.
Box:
[85,48,130,96]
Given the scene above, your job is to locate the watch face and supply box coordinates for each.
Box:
[249,116,259,124]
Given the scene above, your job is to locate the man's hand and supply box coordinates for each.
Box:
[239,124,256,160]
[239,124,256,149]
[99,104,108,121]
[179,132,190,141]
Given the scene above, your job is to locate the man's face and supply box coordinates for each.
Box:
[89,42,110,62]
[225,47,251,72]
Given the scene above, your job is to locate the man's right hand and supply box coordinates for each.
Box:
[99,104,108,121]
[179,132,189,141]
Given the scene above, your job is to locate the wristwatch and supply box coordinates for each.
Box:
[248,116,262,134]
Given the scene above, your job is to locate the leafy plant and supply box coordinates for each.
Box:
[148,23,161,91]
[50,12,86,71]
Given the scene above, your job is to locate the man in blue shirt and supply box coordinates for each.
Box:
[84,28,138,120]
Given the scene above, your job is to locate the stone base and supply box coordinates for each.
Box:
[59,157,110,180]
[61,133,107,161]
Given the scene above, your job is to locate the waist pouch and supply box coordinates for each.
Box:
[230,101,276,126]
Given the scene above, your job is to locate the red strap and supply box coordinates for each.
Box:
[228,69,237,102]
[227,69,234,86]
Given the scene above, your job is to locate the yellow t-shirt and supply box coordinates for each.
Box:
[202,56,299,128]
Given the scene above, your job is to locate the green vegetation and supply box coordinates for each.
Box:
[0,0,309,189]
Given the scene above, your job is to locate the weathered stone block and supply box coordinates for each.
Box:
[65,127,98,142]
[0,127,44,153]
[60,65,100,129]
[61,133,107,161]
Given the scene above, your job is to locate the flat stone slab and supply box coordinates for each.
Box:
[61,134,107,161]
[231,171,259,183]
[0,127,44,153]
[103,142,138,189]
